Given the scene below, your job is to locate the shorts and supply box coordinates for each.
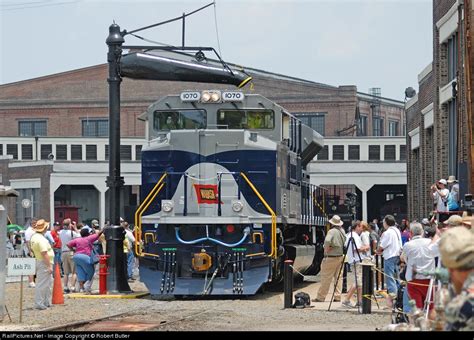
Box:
[61,251,76,275]
[349,262,363,284]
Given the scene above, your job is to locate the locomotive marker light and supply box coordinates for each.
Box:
[162,200,174,213]
[231,200,244,213]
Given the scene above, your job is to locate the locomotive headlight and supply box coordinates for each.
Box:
[162,200,174,213]
[232,200,244,212]
[210,92,221,102]
[201,92,211,102]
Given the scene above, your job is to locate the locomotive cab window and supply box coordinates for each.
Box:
[153,110,207,131]
[217,109,274,130]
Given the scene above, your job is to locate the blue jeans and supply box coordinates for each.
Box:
[127,251,135,279]
[53,248,62,277]
[73,253,95,282]
[384,256,399,295]
[403,285,412,314]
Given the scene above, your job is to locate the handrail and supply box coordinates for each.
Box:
[240,172,277,259]
[134,173,167,257]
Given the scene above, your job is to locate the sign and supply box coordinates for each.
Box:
[222,91,244,102]
[180,91,201,102]
[193,184,222,204]
[7,258,36,276]
[21,198,31,209]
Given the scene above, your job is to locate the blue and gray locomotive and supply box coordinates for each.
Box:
[134,88,328,296]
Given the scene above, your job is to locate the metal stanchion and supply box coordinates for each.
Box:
[362,262,374,314]
[375,254,379,290]
[284,260,293,308]
[381,256,385,290]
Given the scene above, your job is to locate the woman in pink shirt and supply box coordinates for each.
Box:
[67,227,105,293]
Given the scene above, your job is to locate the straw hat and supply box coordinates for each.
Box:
[462,211,472,227]
[328,215,344,226]
[447,175,458,184]
[443,214,463,227]
[34,219,49,233]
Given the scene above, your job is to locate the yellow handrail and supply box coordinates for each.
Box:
[134,173,167,257]
[240,172,277,259]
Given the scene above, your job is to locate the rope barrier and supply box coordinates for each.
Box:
[372,266,437,288]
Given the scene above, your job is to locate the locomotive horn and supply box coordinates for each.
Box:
[120,52,252,88]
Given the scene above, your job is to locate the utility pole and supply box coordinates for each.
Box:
[105,23,131,293]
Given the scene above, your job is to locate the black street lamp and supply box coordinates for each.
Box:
[106,23,130,293]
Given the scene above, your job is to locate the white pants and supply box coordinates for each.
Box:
[35,260,52,309]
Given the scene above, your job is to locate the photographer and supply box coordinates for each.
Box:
[431,179,449,223]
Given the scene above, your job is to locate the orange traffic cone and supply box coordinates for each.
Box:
[52,263,64,304]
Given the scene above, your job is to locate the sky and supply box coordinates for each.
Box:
[0,0,432,100]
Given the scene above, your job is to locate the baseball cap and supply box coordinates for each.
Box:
[439,227,474,269]
[438,179,447,185]
[91,219,99,227]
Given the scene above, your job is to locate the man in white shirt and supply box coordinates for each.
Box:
[376,214,402,307]
[401,222,435,311]
[24,219,37,288]
[431,179,449,222]
[342,222,370,308]
[58,219,80,293]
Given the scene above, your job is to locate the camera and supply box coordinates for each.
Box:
[464,193,473,214]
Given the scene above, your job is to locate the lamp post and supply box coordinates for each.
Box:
[106,23,131,293]
[0,186,19,320]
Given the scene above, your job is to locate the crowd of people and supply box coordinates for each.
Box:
[17,217,137,310]
[315,177,473,331]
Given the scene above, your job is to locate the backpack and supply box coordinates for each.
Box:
[447,192,460,211]
[293,292,311,309]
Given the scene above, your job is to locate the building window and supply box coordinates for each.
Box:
[82,119,108,137]
[373,117,384,136]
[388,121,399,136]
[135,145,142,161]
[293,113,326,136]
[358,115,368,136]
[333,145,345,160]
[71,145,82,160]
[448,33,458,82]
[369,145,380,160]
[348,145,360,160]
[400,145,406,161]
[384,145,396,160]
[0,144,3,156]
[318,145,328,160]
[18,120,47,137]
[7,144,18,160]
[21,144,33,160]
[41,144,52,160]
[15,188,39,226]
[105,145,109,160]
[448,99,457,175]
[86,145,97,160]
[120,145,132,161]
[56,145,67,160]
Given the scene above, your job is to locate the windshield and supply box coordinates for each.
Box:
[217,109,274,130]
[153,110,207,131]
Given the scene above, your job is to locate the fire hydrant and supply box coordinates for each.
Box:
[99,254,110,295]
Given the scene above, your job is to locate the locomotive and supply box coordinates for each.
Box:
[127,52,328,296]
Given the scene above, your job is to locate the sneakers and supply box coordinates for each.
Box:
[34,305,48,310]
[28,282,36,288]
[70,286,76,293]
[341,300,357,308]
[63,288,71,294]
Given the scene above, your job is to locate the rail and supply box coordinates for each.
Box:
[240,172,277,259]
[134,173,167,257]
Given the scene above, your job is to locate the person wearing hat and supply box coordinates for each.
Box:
[447,176,460,212]
[313,215,346,303]
[444,215,463,228]
[439,227,474,331]
[50,221,62,276]
[29,219,54,310]
[431,179,450,222]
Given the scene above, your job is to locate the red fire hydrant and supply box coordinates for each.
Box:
[99,254,110,295]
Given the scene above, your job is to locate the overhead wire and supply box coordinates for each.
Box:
[213,1,223,58]
[0,0,80,11]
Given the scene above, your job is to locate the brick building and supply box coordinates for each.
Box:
[0,59,405,225]
[407,0,474,220]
